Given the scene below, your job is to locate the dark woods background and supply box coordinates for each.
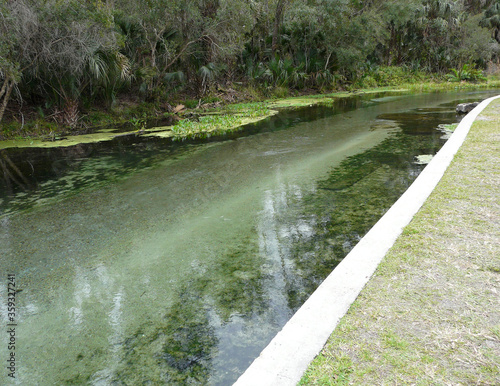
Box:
[1,0,500,126]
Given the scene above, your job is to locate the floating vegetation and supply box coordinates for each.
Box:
[437,123,459,139]
[223,102,271,117]
[437,123,458,132]
[170,104,274,141]
[414,154,434,164]
[171,115,243,140]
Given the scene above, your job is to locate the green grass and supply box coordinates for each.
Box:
[0,119,59,140]
[301,99,500,384]
[382,330,410,350]
[299,353,353,385]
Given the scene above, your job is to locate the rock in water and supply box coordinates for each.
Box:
[456,102,479,114]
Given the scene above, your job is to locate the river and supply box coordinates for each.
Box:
[0,90,497,384]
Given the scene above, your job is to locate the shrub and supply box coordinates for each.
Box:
[373,66,423,86]
[446,64,487,82]
[271,86,289,99]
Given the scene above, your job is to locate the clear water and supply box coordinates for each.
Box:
[0,90,498,385]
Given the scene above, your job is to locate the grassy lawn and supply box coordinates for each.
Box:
[300,99,500,384]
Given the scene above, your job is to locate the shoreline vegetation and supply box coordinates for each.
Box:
[2,78,500,150]
[4,0,500,148]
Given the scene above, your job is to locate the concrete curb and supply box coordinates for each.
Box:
[234,95,500,386]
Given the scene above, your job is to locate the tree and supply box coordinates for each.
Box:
[1,0,126,126]
[0,2,23,123]
[3,0,500,127]
[114,0,253,97]
[311,0,384,80]
[481,0,500,42]
[31,0,123,122]
[376,0,420,66]
[272,0,288,54]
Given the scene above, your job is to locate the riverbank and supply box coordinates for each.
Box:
[2,79,500,150]
[300,99,500,384]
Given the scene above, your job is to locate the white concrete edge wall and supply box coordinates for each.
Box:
[234,95,500,386]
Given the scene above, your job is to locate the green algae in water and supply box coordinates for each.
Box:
[0,139,205,217]
[64,240,269,385]
[92,112,448,384]
[282,130,443,304]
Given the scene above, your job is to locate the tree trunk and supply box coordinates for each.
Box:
[386,23,396,66]
[0,75,10,100]
[62,98,79,130]
[0,77,14,123]
[272,0,286,54]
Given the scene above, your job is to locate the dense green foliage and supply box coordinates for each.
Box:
[1,0,500,127]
